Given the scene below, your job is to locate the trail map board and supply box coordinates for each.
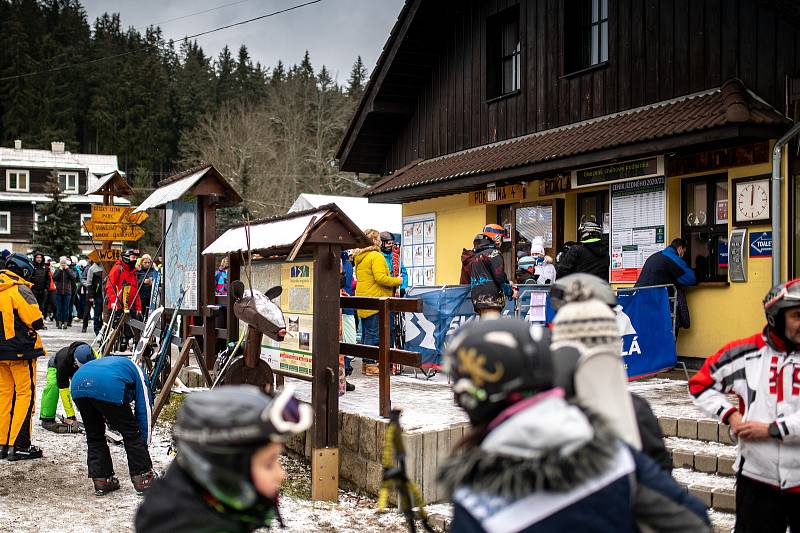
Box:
[164,198,199,311]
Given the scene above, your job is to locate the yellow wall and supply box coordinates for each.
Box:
[402,149,791,360]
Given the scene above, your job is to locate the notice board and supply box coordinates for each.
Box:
[610,176,666,283]
[250,260,315,376]
[402,213,436,287]
[164,198,199,311]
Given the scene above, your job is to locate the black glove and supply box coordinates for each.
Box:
[399,288,406,297]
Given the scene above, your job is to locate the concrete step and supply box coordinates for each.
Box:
[672,467,736,512]
[666,436,737,477]
[658,415,736,445]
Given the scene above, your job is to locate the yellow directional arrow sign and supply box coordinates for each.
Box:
[90,222,145,241]
[87,249,122,262]
[91,205,149,225]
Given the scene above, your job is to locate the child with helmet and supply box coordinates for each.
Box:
[690,279,800,532]
[135,385,312,532]
[438,318,709,532]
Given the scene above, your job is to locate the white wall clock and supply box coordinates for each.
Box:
[733,176,771,226]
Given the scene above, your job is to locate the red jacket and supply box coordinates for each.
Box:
[106,260,141,311]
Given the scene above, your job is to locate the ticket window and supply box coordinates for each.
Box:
[511,200,564,280]
[681,174,728,282]
[577,190,610,238]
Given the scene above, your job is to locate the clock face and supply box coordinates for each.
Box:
[736,180,769,221]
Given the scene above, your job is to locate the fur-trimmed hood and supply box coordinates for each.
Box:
[438,393,618,501]
[352,245,380,259]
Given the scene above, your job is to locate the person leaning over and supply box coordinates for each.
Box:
[353,229,402,376]
[0,253,46,461]
[689,279,800,533]
[39,342,97,433]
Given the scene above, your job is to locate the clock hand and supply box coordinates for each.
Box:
[751,186,754,206]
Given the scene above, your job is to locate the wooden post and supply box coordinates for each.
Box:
[310,243,341,501]
[378,298,392,418]
[243,326,263,368]
[227,253,241,344]
[199,196,217,370]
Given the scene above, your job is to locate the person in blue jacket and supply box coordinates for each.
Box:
[379,232,408,295]
[70,356,157,496]
[635,237,697,332]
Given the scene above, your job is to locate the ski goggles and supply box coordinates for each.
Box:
[263,385,313,436]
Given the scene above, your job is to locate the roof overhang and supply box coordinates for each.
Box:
[134,164,242,212]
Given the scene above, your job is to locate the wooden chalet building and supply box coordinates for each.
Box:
[0,140,126,254]
[337,0,800,361]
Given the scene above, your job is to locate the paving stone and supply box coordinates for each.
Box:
[677,418,698,439]
[719,424,736,445]
[688,484,713,508]
[697,420,719,442]
[712,488,736,512]
[694,453,718,473]
[359,415,378,462]
[717,455,736,476]
[672,449,694,469]
[659,416,678,437]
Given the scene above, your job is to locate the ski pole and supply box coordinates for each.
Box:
[150,286,187,396]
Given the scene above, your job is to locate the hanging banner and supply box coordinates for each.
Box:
[610,176,666,283]
[404,285,676,379]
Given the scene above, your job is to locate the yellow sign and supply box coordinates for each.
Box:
[468,184,525,206]
[90,205,149,224]
[87,249,122,262]
[91,223,145,241]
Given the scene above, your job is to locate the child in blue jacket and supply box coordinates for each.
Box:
[71,356,157,495]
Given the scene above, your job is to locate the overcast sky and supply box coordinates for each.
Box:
[80,0,406,83]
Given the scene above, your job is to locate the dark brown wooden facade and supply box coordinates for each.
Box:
[339,0,800,176]
[0,167,89,194]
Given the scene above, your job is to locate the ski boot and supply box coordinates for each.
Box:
[0,445,6,459]
[131,469,158,494]
[93,476,120,496]
[346,381,355,392]
[6,445,43,461]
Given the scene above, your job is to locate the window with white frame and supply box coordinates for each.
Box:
[80,213,92,236]
[0,212,10,234]
[58,171,78,193]
[6,170,29,192]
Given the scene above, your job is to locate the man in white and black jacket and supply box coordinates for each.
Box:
[690,279,800,532]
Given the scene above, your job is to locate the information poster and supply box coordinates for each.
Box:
[252,261,315,376]
[610,176,666,283]
[164,198,199,311]
[402,213,436,287]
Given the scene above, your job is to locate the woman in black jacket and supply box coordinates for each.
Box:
[52,258,76,329]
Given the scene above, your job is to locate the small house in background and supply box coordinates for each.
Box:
[0,140,128,254]
[288,193,403,235]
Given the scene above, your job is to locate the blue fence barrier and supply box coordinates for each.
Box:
[403,284,676,379]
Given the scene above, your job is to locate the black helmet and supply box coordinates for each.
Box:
[578,220,602,241]
[550,273,617,310]
[173,385,312,510]
[379,231,395,254]
[764,279,800,337]
[444,318,553,425]
[121,248,138,267]
[5,253,35,280]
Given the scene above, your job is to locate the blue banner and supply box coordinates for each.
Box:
[404,285,676,379]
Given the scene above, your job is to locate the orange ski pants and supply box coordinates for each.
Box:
[0,359,37,447]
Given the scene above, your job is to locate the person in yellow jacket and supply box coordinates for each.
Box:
[354,229,402,375]
[0,253,46,461]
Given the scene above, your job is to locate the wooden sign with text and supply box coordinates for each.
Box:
[91,204,149,225]
[468,184,525,206]
[90,222,145,241]
[87,249,122,263]
[538,175,571,196]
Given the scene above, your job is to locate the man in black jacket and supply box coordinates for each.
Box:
[30,252,50,314]
[463,225,515,318]
[555,221,609,279]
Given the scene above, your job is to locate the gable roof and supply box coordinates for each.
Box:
[134,164,242,212]
[366,79,790,202]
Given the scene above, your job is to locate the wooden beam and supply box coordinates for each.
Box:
[339,343,421,367]
[378,299,392,418]
[340,296,422,313]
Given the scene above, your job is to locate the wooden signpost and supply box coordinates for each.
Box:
[86,221,145,241]
[87,248,121,263]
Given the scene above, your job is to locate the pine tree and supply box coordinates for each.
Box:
[32,171,80,258]
[270,60,285,86]
[346,56,368,98]
[215,45,237,106]
[129,167,161,252]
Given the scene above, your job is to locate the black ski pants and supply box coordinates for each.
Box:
[74,398,151,479]
[735,473,800,532]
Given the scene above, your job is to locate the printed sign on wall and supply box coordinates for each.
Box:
[749,231,772,258]
[402,213,436,287]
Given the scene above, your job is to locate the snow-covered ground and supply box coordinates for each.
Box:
[0,326,411,532]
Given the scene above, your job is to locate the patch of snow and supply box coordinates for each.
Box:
[672,468,736,490]
[666,437,737,457]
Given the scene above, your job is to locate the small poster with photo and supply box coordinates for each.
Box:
[423,220,435,242]
[424,267,435,286]
[413,268,424,286]
[402,246,413,266]
[403,224,413,244]
[413,245,424,267]
[412,222,423,244]
[423,243,435,265]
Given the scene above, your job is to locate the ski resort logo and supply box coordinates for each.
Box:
[615,305,641,357]
[404,312,437,351]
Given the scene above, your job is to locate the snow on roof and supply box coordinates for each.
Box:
[0,147,120,192]
[134,166,209,212]
[73,153,120,191]
[0,192,129,205]
[203,214,317,255]
[288,193,402,234]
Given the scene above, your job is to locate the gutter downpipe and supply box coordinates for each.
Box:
[772,122,800,285]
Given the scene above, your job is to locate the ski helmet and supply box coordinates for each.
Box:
[122,248,138,267]
[5,253,35,280]
[578,220,602,241]
[73,343,97,367]
[518,256,539,271]
[379,231,395,254]
[550,273,617,310]
[482,224,506,246]
[173,385,312,510]
[444,318,553,425]
[764,279,800,335]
